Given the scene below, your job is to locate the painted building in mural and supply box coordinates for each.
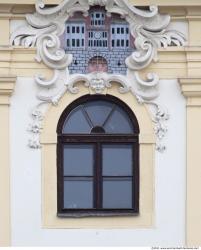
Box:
[2,0,201,248]
[60,7,134,74]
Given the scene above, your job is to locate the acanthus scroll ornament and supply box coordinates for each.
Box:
[10,0,186,151]
[29,71,168,151]
[11,0,186,77]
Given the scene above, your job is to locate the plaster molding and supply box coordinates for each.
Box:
[28,108,43,149]
[139,100,169,152]
[179,78,201,97]
[66,72,130,95]
[36,71,158,104]
[10,0,186,151]
[0,76,16,97]
[29,71,169,152]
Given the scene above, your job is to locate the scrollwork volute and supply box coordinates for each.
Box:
[11,0,186,151]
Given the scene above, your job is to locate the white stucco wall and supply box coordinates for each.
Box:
[10,77,186,246]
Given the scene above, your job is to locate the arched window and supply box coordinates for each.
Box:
[57,95,139,217]
[88,56,108,73]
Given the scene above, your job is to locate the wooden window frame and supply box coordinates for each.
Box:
[57,95,140,218]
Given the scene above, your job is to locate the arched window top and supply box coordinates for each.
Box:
[88,56,108,73]
[57,95,140,135]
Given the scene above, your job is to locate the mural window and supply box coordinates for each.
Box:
[57,95,140,217]
[65,23,85,49]
[111,24,130,49]
[90,11,105,26]
[88,56,108,73]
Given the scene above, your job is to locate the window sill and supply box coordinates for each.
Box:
[57,211,139,218]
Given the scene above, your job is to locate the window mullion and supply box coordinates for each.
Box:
[95,142,102,209]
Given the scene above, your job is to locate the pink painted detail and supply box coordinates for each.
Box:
[88,56,108,73]
[130,34,135,49]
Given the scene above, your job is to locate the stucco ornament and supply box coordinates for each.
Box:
[11,0,186,151]
[27,108,44,149]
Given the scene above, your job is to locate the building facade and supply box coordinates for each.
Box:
[1,0,201,247]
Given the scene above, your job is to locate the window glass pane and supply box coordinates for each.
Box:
[64,180,93,209]
[63,101,134,134]
[102,145,132,176]
[76,39,80,47]
[126,40,129,47]
[63,144,94,176]
[85,101,113,127]
[104,106,133,133]
[103,179,132,208]
[67,39,70,47]
[63,106,91,134]
[72,39,75,47]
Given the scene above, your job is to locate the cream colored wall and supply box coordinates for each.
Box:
[0,76,16,247]
[180,79,201,246]
[0,1,201,246]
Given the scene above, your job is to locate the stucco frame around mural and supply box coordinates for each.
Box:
[11,0,186,151]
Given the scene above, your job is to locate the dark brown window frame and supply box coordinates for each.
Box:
[57,94,140,217]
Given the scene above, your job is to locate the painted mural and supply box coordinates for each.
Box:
[60,7,134,75]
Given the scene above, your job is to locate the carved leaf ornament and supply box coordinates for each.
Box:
[11,0,186,151]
